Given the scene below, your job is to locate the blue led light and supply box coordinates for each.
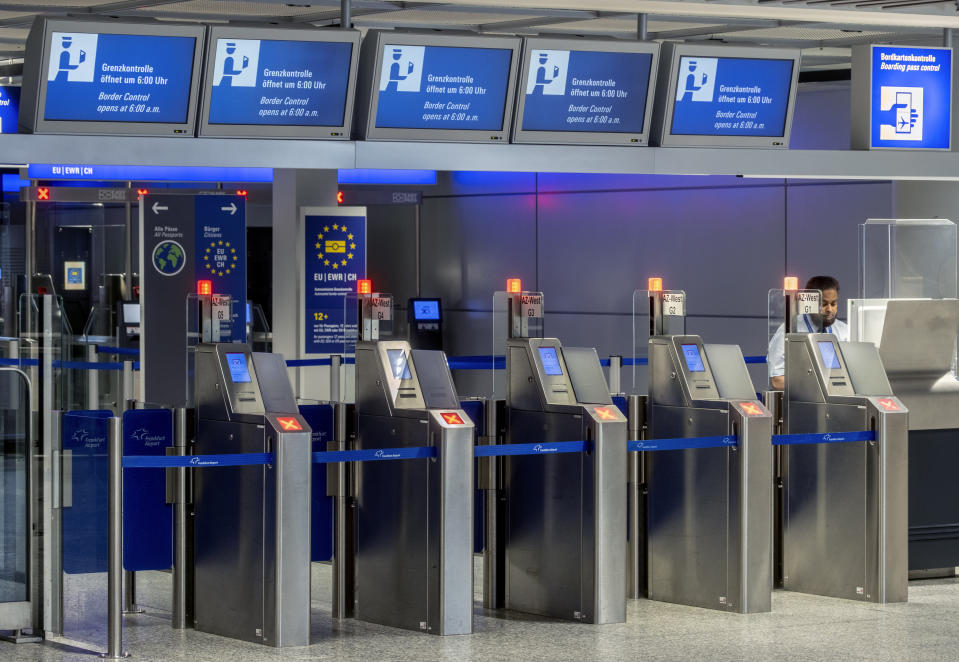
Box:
[337,169,436,185]
[1,174,29,192]
[27,164,273,182]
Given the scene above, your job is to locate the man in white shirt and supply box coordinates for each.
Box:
[768,275,849,390]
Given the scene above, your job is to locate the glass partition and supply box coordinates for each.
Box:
[491,290,544,399]
[631,289,685,394]
[0,369,31,612]
[859,218,958,300]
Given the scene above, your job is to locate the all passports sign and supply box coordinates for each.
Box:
[852,45,953,150]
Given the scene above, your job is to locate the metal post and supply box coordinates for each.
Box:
[330,354,341,402]
[945,28,955,49]
[172,408,191,629]
[608,355,621,394]
[87,344,99,410]
[637,13,648,40]
[482,399,505,609]
[330,401,354,619]
[103,416,128,658]
[124,182,133,299]
[626,395,647,599]
[340,0,351,28]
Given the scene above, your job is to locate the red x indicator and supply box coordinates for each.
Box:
[441,412,465,426]
[877,398,900,412]
[593,406,619,421]
[276,416,303,431]
[37,187,50,201]
[740,401,764,417]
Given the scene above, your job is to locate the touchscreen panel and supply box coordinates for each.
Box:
[681,343,706,372]
[817,341,841,370]
[226,352,252,383]
[412,299,440,320]
[387,348,413,379]
[538,346,563,376]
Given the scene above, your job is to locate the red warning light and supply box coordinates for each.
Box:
[506,278,522,294]
[197,280,213,296]
[37,187,50,201]
[357,279,372,295]
[740,402,765,417]
[648,277,663,293]
[593,406,620,421]
[337,191,345,204]
[137,189,149,197]
[784,276,799,292]
[441,412,465,425]
[276,416,303,431]
[236,189,248,197]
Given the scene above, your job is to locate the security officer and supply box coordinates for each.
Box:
[768,275,849,390]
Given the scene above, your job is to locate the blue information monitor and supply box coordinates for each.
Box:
[207,39,353,127]
[0,86,20,133]
[43,31,197,123]
[862,46,952,150]
[670,56,795,138]
[520,50,653,134]
[412,299,440,320]
[375,44,513,131]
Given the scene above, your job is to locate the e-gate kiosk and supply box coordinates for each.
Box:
[778,284,909,603]
[192,294,312,646]
[352,286,475,635]
[642,282,773,613]
[501,283,627,624]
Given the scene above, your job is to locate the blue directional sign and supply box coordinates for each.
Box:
[375,44,512,130]
[868,46,952,150]
[521,50,653,133]
[195,195,247,339]
[208,38,353,126]
[0,85,20,133]
[43,31,197,123]
[303,213,366,354]
[670,56,795,137]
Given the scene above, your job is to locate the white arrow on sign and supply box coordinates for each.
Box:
[152,202,168,215]
[221,202,237,216]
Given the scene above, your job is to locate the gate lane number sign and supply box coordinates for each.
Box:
[852,44,953,150]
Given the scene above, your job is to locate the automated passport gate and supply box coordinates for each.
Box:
[641,283,773,613]
[781,299,908,602]
[193,340,311,646]
[352,289,475,635]
[499,284,627,624]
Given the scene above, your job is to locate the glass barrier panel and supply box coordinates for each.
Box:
[860,218,958,300]
[0,369,30,607]
[631,289,686,394]
[491,291,544,399]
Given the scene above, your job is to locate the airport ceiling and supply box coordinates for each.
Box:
[0,0,956,68]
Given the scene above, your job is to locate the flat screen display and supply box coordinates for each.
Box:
[817,341,841,370]
[387,348,412,380]
[226,352,252,383]
[0,85,20,134]
[538,347,563,376]
[122,302,140,325]
[670,56,795,138]
[207,38,353,127]
[681,344,706,372]
[521,49,653,133]
[412,299,440,320]
[375,44,513,131]
[43,31,197,123]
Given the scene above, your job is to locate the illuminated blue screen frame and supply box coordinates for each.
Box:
[21,17,205,137]
[652,42,801,148]
[512,37,659,146]
[198,26,360,140]
[411,299,441,321]
[356,30,522,143]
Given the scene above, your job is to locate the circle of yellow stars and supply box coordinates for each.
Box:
[204,240,239,277]
[316,222,357,270]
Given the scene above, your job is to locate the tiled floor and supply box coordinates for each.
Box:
[2,562,959,661]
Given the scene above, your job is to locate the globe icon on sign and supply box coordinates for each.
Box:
[153,240,185,276]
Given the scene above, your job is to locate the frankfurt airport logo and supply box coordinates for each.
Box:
[879,86,923,141]
[676,57,718,102]
[315,220,358,271]
[526,50,570,96]
[379,45,425,93]
[213,39,260,88]
[48,32,98,83]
